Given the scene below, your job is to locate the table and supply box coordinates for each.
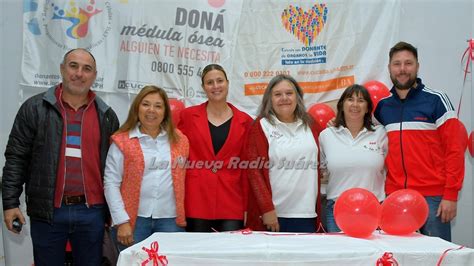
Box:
[117,231,474,265]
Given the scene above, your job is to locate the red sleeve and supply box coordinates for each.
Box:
[438,118,467,201]
[246,120,274,214]
[239,116,253,212]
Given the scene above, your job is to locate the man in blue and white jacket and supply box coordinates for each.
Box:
[374,41,466,241]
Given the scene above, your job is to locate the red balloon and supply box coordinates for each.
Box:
[334,188,381,238]
[307,103,335,131]
[363,80,390,111]
[469,131,474,157]
[380,189,428,235]
[169,98,185,126]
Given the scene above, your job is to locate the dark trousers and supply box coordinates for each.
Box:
[186,218,243,232]
[30,203,105,266]
[278,217,317,233]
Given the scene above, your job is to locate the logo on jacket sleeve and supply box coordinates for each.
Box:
[413,116,428,121]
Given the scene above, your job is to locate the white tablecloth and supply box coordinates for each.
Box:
[117,231,474,265]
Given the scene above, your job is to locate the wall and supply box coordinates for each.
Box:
[1,1,26,265]
[398,0,473,246]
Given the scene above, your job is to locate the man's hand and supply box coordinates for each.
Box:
[437,199,457,223]
[116,222,134,246]
[262,210,279,232]
[327,118,336,127]
[3,208,26,234]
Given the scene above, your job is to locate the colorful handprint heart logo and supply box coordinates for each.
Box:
[36,0,112,50]
[50,0,103,39]
[281,4,328,46]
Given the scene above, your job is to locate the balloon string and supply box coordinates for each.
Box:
[226,228,344,236]
[316,222,327,233]
[436,245,465,266]
[458,39,473,116]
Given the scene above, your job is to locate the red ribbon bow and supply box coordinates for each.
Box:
[141,241,168,266]
[376,252,399,266]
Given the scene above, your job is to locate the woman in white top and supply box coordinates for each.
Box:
[104,86,189,250]
[246,74,322,233]
[319,84,388,232]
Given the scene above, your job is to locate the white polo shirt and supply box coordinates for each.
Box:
[260,116,318,218]
[319,125,388,201]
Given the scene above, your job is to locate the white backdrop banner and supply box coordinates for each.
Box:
[231,0,400,114]
[22,0,400,114]
[21,0,244,104]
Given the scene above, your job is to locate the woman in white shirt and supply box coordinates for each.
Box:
[104,86,189,250]
[246,74,322,233]
[319,84,388,232]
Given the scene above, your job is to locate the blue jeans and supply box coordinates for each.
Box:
[419,196,451,241]
[30,203,105,266]
[325,199,341,232]
[113,216,184,251]
[277,217,316,233]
